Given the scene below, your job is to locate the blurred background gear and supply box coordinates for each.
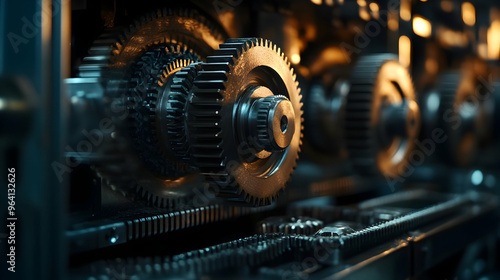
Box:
[344,54,420,178]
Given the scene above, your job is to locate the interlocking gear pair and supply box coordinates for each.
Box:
[129,37,304,206]
[80,9,304,206]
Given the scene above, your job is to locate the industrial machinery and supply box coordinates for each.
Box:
[1,0,500,279]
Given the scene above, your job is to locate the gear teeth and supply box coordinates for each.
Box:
[78,8,227,78]
[344,53,415,177]
[437,71,477,166]
[125,45,199,177]
[183,38,303,206]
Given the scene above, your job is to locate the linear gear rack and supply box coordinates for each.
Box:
[2,0,500,280]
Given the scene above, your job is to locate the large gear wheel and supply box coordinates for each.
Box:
[344,54,420,178]
[185,38,304,206]
[77,8,227,208]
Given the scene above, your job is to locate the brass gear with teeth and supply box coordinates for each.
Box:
[186,38,304,206]
[344,54,420,178]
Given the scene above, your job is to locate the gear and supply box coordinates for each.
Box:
[344,54,420,178]
[79,8,227,78]
[438,59,490,167]
[185,38,304,206]
[77,8,227,208]
[165,64,201,161]
[80,234,292,278]
[257,216,324,235]
[127,45,199,178]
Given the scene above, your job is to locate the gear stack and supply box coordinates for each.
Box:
[344,54,421,178]
[81,33,303,206]
[134,38,303,205]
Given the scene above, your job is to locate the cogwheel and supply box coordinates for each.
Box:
[344,54,420,178]
[77,8,227,208]
[79,7,227,78]
[257,216,324,235]
[127,45,199,178]
[164,64,201,161]
[186,38,304,206]
[437,58,490,167]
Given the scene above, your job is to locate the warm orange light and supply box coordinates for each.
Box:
[370,2,379,19]
[311,0,322,5]
[357,0,366,7]
[462,2,476,26]
[436,27,469,48]
[399,36,411,67]
[478,43,488,59]
[400,0,411,21]
[359,7,371,21]
[388,11,399,31]
[324,0,334,6]
[413,16,432,38]
[420,0,428,2]
[441,0,453,13]
[488,20,500,59]
[291,53,301,64]
[425,58,438,74]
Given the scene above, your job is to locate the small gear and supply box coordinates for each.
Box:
[186,38,304,206]
[257,216,324,235]
[344,54,420,178]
